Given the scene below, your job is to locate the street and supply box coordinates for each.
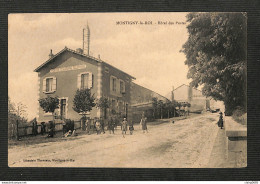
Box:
[9,112,221,168]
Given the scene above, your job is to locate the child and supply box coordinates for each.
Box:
[122,118,128,138]
[95,119,101,135]
[129,121,134,135]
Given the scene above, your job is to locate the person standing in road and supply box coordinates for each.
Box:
[122,118,128,138]
[140,116,148,133]
[95,118,101,135]
[86,118,90,135]
[107,117,115,134]
[218,112,224,129]
[129,121,134,135]
[184,105,189,118]
[100,117,105,134]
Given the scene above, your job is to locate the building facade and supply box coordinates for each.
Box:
[35,47,135,122]
[172,84,210,112]
[131,83,169,122]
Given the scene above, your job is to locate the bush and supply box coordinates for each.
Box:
[232,107,247,125]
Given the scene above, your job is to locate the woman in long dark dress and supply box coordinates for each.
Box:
[218,112,224,129]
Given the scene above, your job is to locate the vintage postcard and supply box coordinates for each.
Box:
[8,12,247,168]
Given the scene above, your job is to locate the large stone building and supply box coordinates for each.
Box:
[35,47,135,122]
[34,47,169,123]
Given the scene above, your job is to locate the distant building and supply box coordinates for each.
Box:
[171,84,210,113]
[131,83,169,122]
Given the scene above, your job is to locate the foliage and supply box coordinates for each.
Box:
[151,97,158,119]
[96,97,109,119]
[96,97,109,109]
[73,89,96,115]
[232,107,247,125]
[181,13,246,115]
[39,96,59,114]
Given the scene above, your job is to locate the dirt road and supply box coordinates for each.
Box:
[9,112,220,168]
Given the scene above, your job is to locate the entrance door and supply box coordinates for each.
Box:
[60,99,66,120]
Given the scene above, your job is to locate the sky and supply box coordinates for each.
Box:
[8,13,190,120]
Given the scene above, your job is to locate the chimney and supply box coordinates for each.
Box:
[49,49,54,59]
[83,22,90,55]
[76,48,83,54]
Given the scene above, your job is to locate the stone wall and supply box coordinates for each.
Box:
[225,116,247,167]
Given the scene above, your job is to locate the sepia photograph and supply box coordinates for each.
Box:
[8,12,247,168]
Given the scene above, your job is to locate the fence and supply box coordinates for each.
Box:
[8,120,82,139]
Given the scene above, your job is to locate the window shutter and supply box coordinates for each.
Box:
[52,77,57,92]
[43,78,46,92]
[88,72,93,88]
[77,74,81,89]
[110,76,113,92]
[123,81,125,93]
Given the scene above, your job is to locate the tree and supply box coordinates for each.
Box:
[158,100,164,119]
[96,97,109,119]
[16,102,28,120]
[39,96,59,121]
[164,100,172,118]
[181,13,246,115]
[73,89,96,118]
[151,97,158,119]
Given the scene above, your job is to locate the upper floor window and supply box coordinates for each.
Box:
[46,78,53,92]
[77,72,93,89]
[112,78,117,92]
[43,77,56,93]
[81,73,89,89]
[120,80,125,94]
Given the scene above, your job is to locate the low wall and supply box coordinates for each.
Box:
[225,116,247,167]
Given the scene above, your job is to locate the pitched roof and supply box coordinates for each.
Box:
[34,47,136,79]
[174,84,203,93]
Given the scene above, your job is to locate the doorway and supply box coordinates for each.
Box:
[60,99,67,120]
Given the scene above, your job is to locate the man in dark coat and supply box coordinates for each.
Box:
[107,117,115,134]
[41,122,46,135]
[100,117,105,134]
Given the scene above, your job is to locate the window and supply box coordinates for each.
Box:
[111,99,116,110]
[46,78,53,92]
[120,80,125,94]
[81,73,89,89]
[112,78,117,92]
[43,77,56,93]
[77,72,93,89]
[105,67,109,73]
[119,101,123,112]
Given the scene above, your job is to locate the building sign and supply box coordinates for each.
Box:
[50,65,86,73]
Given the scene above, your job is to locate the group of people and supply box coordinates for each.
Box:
[83,115,148,138]
[178,105,189,118]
